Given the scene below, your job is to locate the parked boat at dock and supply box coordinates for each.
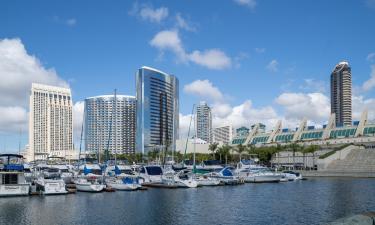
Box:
[74,164,106,192]
[34,164,68,195]
[0,154,31,197]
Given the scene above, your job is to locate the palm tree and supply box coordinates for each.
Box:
[208,142,219,159]
[235,144,247,161]
[222,145,231,165]
[288,143,300,170]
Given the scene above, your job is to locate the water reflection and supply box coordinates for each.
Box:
[0,178,375,225]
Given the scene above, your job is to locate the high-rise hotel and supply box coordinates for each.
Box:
[331,61,352,126]
[29,83,73,160]
[196,101,212,143]
[136,66,179,154]
[84,95,136,154]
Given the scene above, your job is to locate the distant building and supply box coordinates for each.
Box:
[213,125,233,144]
[236,127,250,136]
[84,95,136,155]
[331,61,352,126]
[136,66,179,154]
[251,123,266,133]
[196,101,212,143]
[29,83,73,160]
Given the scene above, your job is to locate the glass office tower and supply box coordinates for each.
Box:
[136,66,179,154]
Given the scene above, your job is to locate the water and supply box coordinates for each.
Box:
[1,178,375,225]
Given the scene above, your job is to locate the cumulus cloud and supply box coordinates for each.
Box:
[150,30,232,70]
[233,0,257,9]
[0,38,69,138]
[367,53,375,62]
[275,92,330,122]
[189,49,232,70]
[175,13,196,32]
[184,79,224,102]
[363,65,375,91]
[266,59,279,72]
[130,3,168,23]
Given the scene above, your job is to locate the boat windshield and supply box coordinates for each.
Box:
[241,159,254,165]
[0,155,23,165]
[146,166,163,175]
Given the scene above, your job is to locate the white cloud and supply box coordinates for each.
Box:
[66,18,77,26]
[255,48,265,53]
[150,30,232,70]
[0,38,69,135]
[130,3,168,23]
[189,49,232,70]
[233,0,257,9]
[363,65,375,91]
[149,30,186,60]
[175,13,196,32]
[184,80,224,102]
[275,92,330,122]
[367,53,375,62]
[266,59,279,72]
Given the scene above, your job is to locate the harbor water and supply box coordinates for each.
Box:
[1,177,375,225]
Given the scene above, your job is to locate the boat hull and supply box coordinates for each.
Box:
[107,182,140,191]
[244,175,281,183]
[75,183,105,192]
[36,181,68,195]
[0,184,30,197]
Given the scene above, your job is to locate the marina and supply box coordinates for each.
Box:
[1,177,375,225]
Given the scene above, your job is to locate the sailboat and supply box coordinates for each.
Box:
[73,102,105,192]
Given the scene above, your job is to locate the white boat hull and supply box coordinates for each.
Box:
[244,175,281,183]
[196,179,220,186]
[176,179,198,188]
[107,182,140,191]
[36,181,68,195]
[0,184,30,197]
[75,183,105,192]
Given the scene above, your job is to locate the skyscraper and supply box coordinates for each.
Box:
[136,66,179,154]
[196,101,212,143]
[29,83,73,160]
[84,95,136,155]
[331,61,352,126]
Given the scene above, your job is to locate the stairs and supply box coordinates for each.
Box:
[325,148,375,173]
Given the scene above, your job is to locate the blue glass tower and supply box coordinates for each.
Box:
[136,66,179,155]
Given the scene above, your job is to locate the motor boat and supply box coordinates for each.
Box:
[46,157,74,184]
[235,160,281,183]
[0,154,31,197]
[164,170,198,188]
[138,165,178,188]
[74,164,105,192]
[34,164,68,195]
[209,167,242,185]
[282,171,303,181]
[194,174,221,187]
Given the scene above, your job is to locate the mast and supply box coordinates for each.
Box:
[79,102,85,164]
[184,104,195,162]
[193,104,196,172]
[114,89,117,165]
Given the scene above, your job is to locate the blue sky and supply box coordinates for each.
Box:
[1,0,375,152]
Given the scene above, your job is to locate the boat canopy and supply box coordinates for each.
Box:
[145,166,163,175]
[203,160,221,166]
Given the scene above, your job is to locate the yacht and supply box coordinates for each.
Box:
[34,164,68,195]
[74,164,106,192]
[46,157,74,184]
[164,170,198,188]
[0,154,31,197]
[282,171,303,181]
[235,160,281,183]
[138,165,178,188]
[194,174,221,186]
[209,167,242,185]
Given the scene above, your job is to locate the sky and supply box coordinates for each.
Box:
[1,0,375,152]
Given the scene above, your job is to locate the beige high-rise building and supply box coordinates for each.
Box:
[213,125,234,144]
[29,83,73,161]
[330,61,352,126]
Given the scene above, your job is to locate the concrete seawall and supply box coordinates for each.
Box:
[301,171,375,178]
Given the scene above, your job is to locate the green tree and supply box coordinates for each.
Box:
[235,144,247,161]
[208,142,219,159]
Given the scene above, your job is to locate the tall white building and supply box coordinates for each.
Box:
[29,83,73,161]
[196,101,212,143]
[213,125,234,144]
[85,95,136,154]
